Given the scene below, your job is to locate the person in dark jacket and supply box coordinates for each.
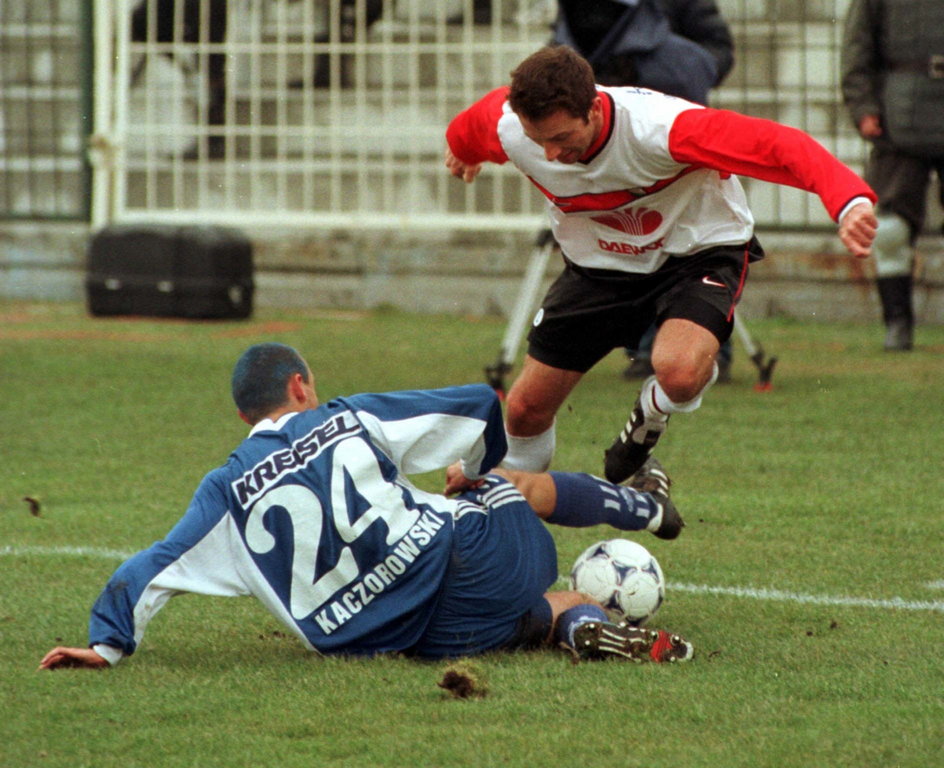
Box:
[841,0,944,351]
[554,0,733,96]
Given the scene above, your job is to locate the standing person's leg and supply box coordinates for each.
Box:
[508,260,647,472]
[205,0,228,157]
[502,356,583,471]
[651,318,720,403]
[604,243,758,483]
[206,0,228,126]
[865,145,931,351]
[605,322,721,484]
[179,0,227,157]
[716,337,734,382]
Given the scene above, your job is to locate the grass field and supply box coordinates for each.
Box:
[2,301,942,768]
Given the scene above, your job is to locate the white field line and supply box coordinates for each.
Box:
[0,544,136,560]
[667,581,944,612]
[555,574,944,613]
[6,545,944,613]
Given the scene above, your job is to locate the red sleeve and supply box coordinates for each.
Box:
[445,87,510,166]
[668,108,876,221]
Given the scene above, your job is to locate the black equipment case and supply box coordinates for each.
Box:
[86,224,254,319]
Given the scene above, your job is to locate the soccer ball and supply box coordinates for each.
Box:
[569,539,665,625]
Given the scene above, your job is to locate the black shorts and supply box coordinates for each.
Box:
[527,238,763,373]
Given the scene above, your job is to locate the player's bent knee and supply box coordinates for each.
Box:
[655,365,705,403]
[505,394,555,436]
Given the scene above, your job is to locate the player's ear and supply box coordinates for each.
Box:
[287,372,308,405]
[237,410,253,426]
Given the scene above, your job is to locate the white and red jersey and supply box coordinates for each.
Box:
[446,86,877,273]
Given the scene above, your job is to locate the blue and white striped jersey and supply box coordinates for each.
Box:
[88,384,507,662]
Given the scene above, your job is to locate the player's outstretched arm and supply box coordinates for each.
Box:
[38,646,108,671]
[838,201,877,259]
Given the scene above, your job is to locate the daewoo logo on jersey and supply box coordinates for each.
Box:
[591,206,662,236]
[598,237,665,256]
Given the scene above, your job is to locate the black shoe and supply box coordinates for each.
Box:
[627,457,684,540]
[570,621,694,663]
[621,357,655,381]
[604,383,668,484]
[884,318,913,351]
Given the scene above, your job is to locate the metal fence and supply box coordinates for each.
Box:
[3,0,870,231]
[0,0,91,220]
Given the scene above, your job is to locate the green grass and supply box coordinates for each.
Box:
[2,301,942,768]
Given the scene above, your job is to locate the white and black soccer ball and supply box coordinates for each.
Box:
[569,539,665,625]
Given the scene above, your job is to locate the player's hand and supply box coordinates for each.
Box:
[839,201,878,259]
[443,461,484,496]
[39,646,108,670]
[444,147,482,183]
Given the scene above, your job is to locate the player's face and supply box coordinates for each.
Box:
[519,97,603,164]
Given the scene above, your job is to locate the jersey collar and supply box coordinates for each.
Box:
[579,90,614,163]
[249,411,300,436]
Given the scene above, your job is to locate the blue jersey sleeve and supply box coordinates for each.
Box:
[337,384,506,476]
[88,470,252,660]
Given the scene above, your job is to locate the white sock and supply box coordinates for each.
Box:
[642,363,719,419]
[501,423,556,472]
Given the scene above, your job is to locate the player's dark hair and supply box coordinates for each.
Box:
[231,343,309,423]
[508,45,597,122]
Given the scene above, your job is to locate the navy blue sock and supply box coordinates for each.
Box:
[546,471,656,531]
[554,604,609,647]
